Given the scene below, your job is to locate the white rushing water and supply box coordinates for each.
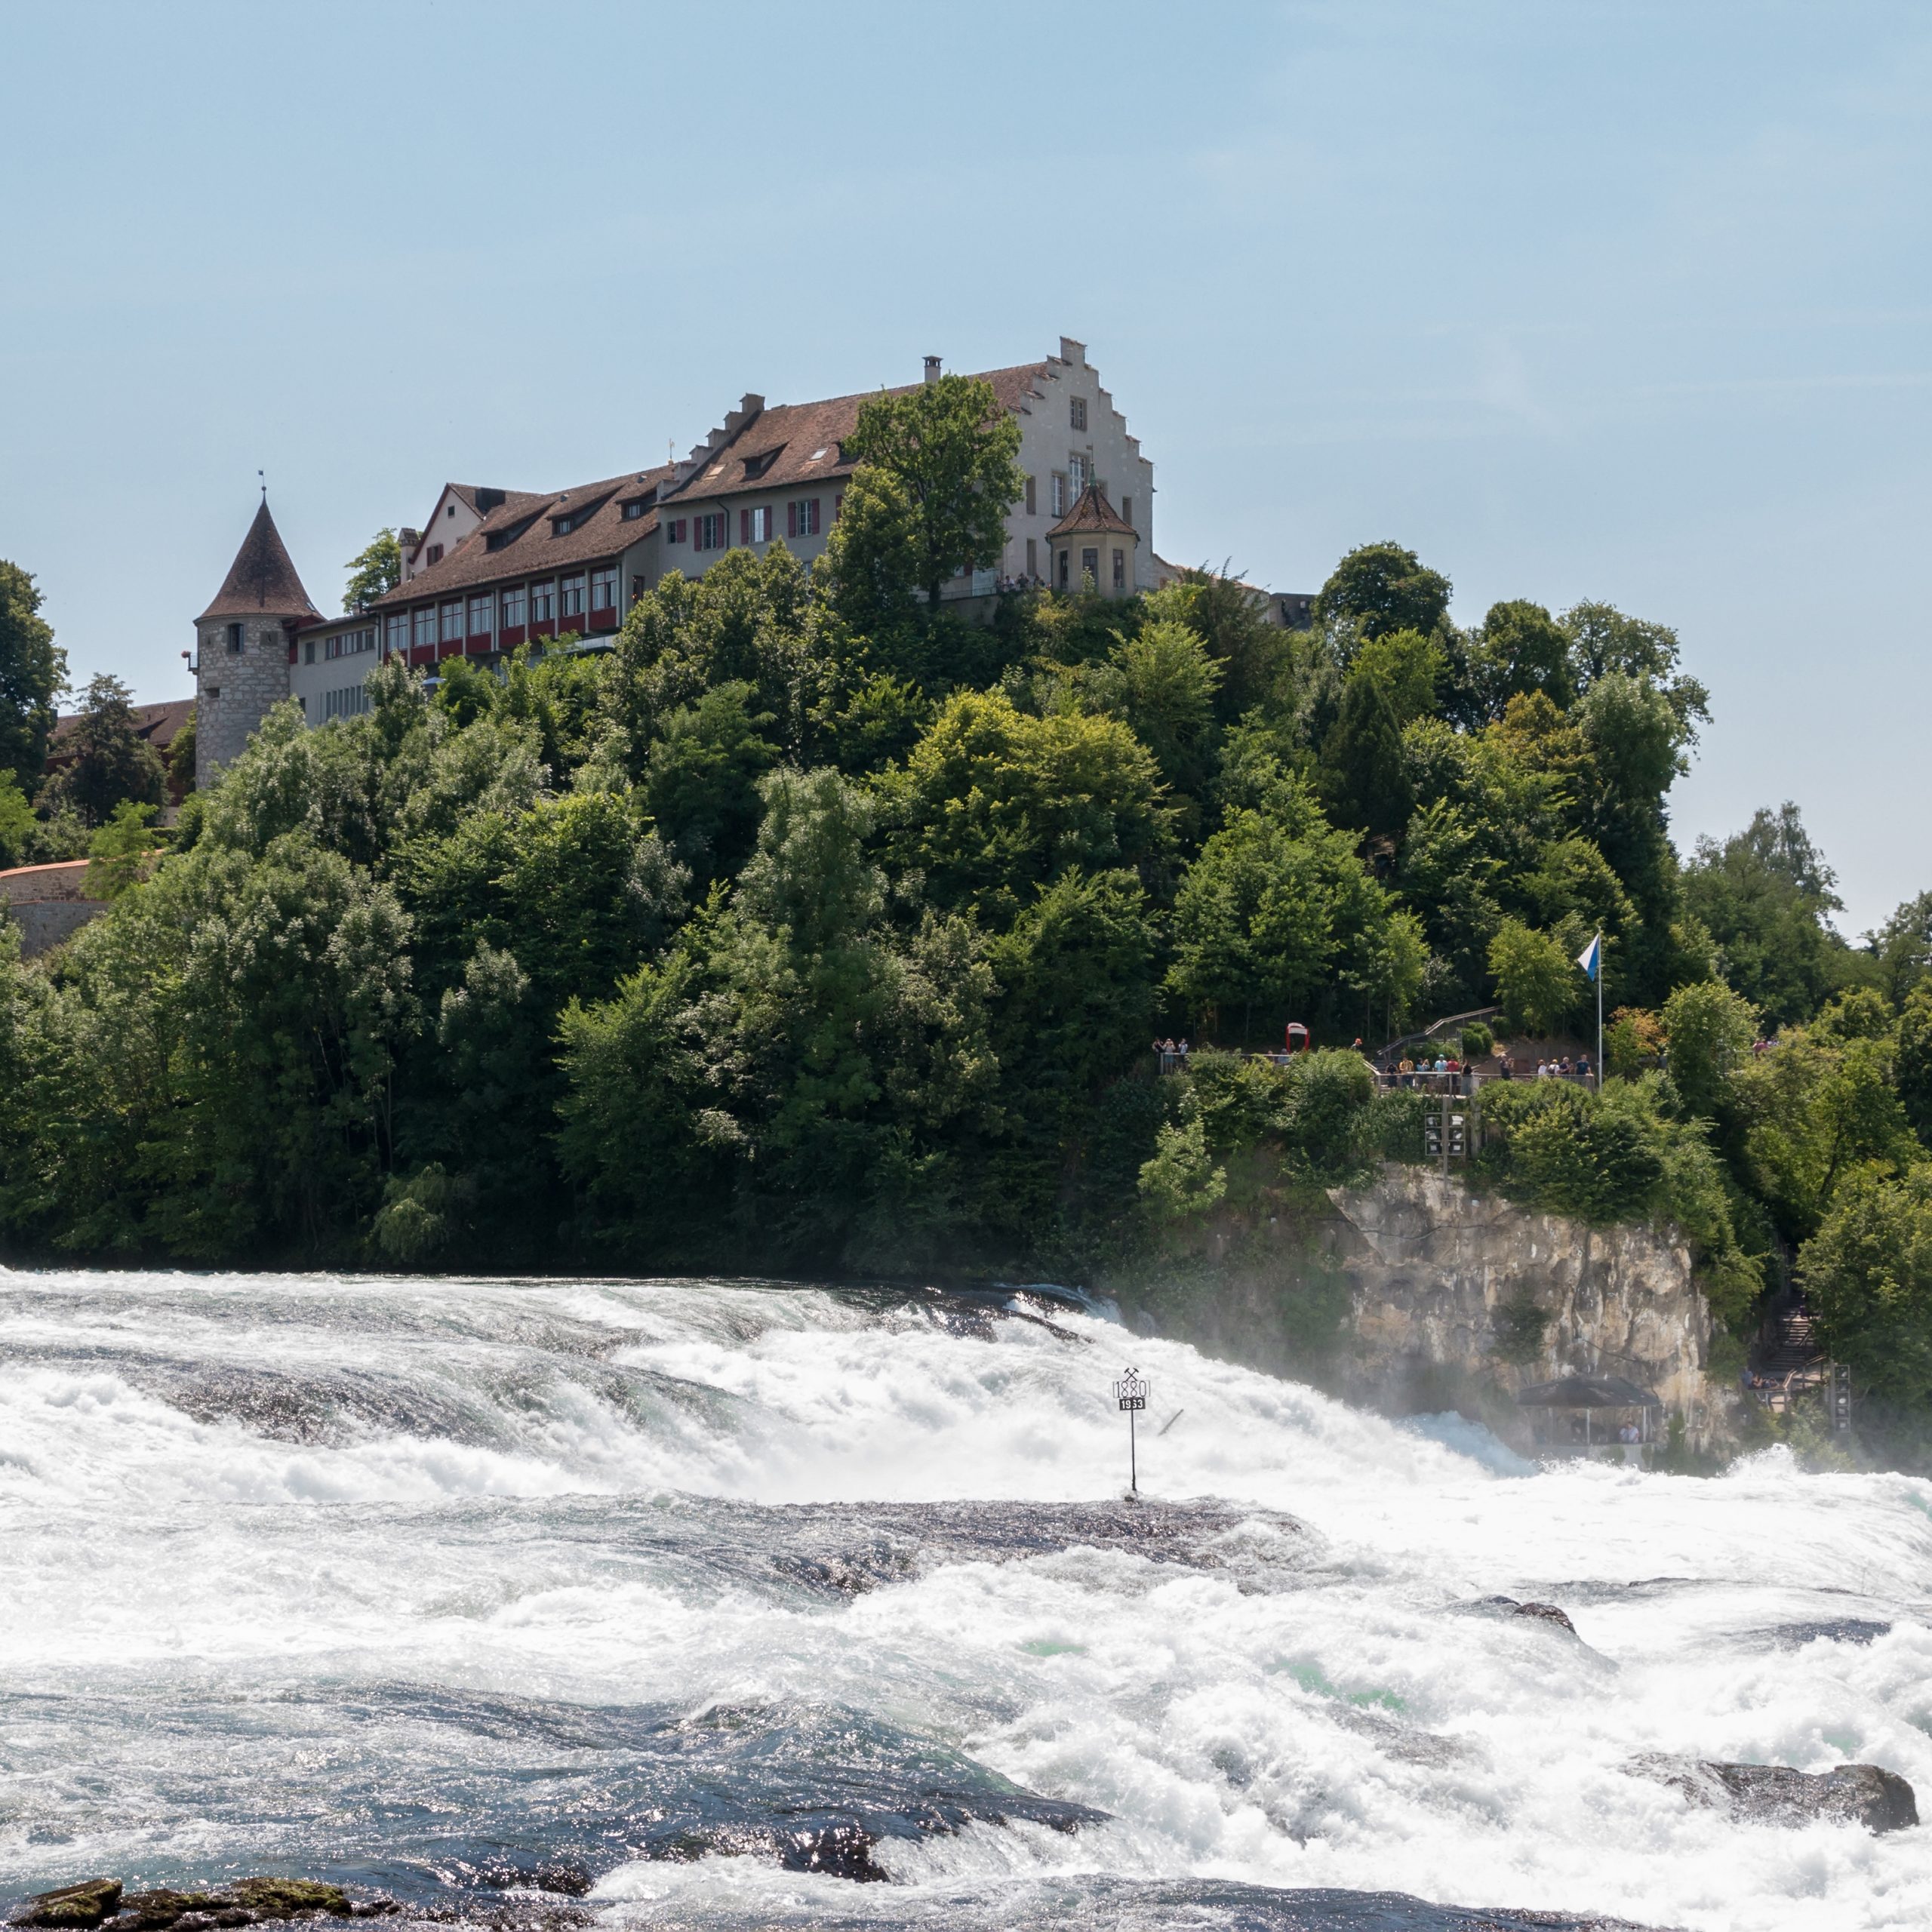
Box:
[4,1268,1932,1931]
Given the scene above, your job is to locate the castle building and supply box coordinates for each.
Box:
[193,498,323,785]
[195,337,1272,774]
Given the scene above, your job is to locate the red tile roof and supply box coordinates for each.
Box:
[1048,482,1137,540]
[660,362,1054,506]
[48,697,195,761]
[198,500,321,623]
[366,469,675,611]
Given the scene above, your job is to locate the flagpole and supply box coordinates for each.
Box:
[1596,933,1604,1092]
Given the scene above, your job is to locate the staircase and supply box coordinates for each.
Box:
[1764,1308,1823,1374]
[1749,1304,1828,1411]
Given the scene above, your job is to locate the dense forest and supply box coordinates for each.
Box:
[5,378,1932,1444]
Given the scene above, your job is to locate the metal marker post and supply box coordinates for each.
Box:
[1113,1367,1149,1494]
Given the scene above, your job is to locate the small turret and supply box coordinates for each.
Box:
[194,499,318,784]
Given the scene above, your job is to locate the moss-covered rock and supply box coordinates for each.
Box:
[14,1882,124,1929]
[220,1883,350,1920]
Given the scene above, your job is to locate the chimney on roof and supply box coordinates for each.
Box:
[1059,336,1086,367]
[923,355,942,385]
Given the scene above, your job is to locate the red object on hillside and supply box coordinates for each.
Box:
[1285,1022,1310,1054]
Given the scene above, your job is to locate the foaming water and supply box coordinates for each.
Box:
[2,1267,1930,1931]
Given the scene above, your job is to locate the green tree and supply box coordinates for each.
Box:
[1487,919,1577,1035]
[641,681,780,884]
[39,672,165,828]
[1866,890,1932,1008]
[1317,659,1412,837]
[1106,619,1223,804]
[1314,541,1452,643]
[1681,804,1850,1027]
[0,561,67,795]
[1168,783,1395,1037]
[1473,599,1575,715]
[1898,982,1932,1144]
[343,530,402,614]
[562,768,997,1263]
[1801,1168,1932,1407]
[841,373,1025,620]
[166,706,197,797]
[987,866,1158,1128]
[1660,978,1757,1120]
[885,690,1169,924]
[84,800,160,900]
[0,769,35,869]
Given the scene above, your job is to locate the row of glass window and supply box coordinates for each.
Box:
[383,569,621,653]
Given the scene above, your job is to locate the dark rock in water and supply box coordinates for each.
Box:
[225,1884,352,1919]
[22,1882,389,1932]
[1629,1755,1918,1832]
[1457,1595,1580,1636]
[1757,1618,1892,1651]
[13,1881,123,1928]
[113,1893,223,1930]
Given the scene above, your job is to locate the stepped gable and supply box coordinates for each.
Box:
[372,470,674,605]
[660,361,1054,506]
[1047,481,1135,540]
[196,500,321,623]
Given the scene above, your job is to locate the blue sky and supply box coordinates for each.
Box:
[2,1,1927,931]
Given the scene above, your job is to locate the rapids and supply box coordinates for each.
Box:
[3,1269,1931,1931]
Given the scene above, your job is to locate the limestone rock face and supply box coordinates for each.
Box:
[1328,1168,1728,1451]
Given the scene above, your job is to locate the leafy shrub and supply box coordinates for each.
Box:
[1458,1020,1494,1060]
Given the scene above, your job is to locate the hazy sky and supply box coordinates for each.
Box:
[3,2,1926,931]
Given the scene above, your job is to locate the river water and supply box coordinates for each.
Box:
[3,1270,1931,1931]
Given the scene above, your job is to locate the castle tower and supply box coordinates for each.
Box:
[194,499,320,786]
[1045,481,1140,598]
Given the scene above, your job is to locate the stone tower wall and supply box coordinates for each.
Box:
[196,616,291,784]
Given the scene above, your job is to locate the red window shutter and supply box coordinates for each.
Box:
[740,509,749,546]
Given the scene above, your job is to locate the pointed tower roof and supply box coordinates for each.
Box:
[197,500,321,623]
[1047,481,1137,541]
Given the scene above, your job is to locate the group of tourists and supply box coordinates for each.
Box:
[1152,1037,1192,1073]
[1392,1053,1465,1087]
[1529,1054,1592,1081]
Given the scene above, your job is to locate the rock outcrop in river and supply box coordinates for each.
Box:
[1117,1162,1736,1454]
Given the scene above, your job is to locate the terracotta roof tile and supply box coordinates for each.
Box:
[366,468,676,611]
[197,501,321,623]
[1048,482,1136,540]
[661,361,1054,506]
[48,697,195,756]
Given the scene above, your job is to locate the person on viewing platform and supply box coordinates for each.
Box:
[1578,1054,1592,1084]
[1537,1060,1551,1078]
[1497,1053,1514,1080]
[1398,1056,1415,1085]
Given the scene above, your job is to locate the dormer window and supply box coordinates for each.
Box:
[620,488,657,521]
[485,513,540,552]
[740,446,785,480]
[552,509,584,536]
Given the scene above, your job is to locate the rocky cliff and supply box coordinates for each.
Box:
[1327,1167,1732,1452]
[1117,1161,1736,1454]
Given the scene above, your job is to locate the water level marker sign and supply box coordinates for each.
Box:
[1114,1367,1149,1494]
